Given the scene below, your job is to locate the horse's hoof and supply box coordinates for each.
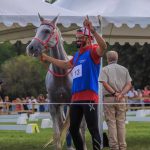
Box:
[67,147,76,150]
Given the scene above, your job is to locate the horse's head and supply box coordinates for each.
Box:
[26,14,59,57]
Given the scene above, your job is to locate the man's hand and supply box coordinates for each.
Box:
[40,53,49,62]
[39,53,72,69]
[83,16,107,56]
[115,92,124,102]
[83,17,95,33]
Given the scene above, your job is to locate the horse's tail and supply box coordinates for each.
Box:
[60,109,70,146]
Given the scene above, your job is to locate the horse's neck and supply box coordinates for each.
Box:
[51,42,68,60]
[49,36,68,74]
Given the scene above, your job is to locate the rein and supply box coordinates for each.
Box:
[47,26,92,78]
[48,55,79,77]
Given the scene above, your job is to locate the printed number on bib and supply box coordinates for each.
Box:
[72,64,82,79]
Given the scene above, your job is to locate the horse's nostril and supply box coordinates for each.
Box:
[30,46,34,51]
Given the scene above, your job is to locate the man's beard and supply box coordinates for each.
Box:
[76,40,86,48]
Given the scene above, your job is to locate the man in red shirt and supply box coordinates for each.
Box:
[42,18,107,150]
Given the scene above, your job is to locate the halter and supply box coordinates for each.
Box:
[34,22,59,50]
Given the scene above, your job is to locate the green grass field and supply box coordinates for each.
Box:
[0,121,150,150]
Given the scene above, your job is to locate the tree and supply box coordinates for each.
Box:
[1,55,46,98]
[13,41,27,55]
[64,41,77,56]
[0,41,17,66]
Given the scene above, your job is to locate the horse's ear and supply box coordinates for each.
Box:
[51,15,59,26]
[38,13,44,22]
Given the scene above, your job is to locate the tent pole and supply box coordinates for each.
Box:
[97,15,104,149]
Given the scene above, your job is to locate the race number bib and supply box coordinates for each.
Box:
[72,64,82,79]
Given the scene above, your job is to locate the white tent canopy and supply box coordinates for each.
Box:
[0,0,150,44]
[0,0,81,43]
[54,0,150,28]
[53,0,150,45]
[0,0,81,27]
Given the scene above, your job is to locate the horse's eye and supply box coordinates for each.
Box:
[43,29,50,34]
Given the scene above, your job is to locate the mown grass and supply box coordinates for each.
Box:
[0,121,150,150]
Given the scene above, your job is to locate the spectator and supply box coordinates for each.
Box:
[100,50,132,150]
[22,97,28,110]
[136,89,144,108]
[26,96,32,110]
[142,85,150,107]
[127,87,138,110]
[15,98,24,113]
[38,94,45,112]
[11,99,16,112]
[4,96,11,112]
[31,96,39,112]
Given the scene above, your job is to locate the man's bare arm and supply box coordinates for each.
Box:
[101,81,116,94]
[92,31,107,56]
[41,53,73,69]
[121,82,132,95]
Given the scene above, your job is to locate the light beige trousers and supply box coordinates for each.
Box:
[104,97,127,150]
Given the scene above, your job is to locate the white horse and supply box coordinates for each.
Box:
[26,14,87,150]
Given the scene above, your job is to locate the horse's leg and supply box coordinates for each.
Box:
[80,117,87,150]
[50,104,61,150]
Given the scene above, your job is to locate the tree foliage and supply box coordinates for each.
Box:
[64,41,77,56]
[1,55,46,98]
[0,40,150,97]
[0,41,17,66]
[0,41,28,66]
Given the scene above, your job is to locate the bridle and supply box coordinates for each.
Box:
[34,21,58,50]
[33,21,74,77]
[34,21,92,78]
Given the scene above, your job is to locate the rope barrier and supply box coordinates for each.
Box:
[0,102,149,105]
[0,97,150,105]
[0,97,150,114]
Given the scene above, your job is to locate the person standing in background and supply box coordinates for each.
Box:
[142,85,150,107]
[100,51,132,150]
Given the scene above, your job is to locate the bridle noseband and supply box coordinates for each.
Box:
[34,22,58,50]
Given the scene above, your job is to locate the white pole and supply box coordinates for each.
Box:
[97,15,104,149]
